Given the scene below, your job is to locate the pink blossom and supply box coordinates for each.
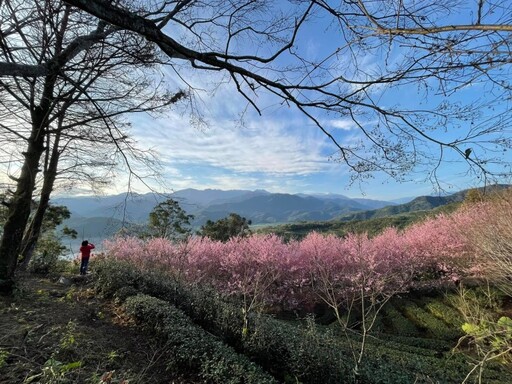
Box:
[102,202,492,311]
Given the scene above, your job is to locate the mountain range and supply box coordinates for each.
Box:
[337,184,510,221]
[54,188,395,251]
[54,185,508,251]
[55,188,396,229]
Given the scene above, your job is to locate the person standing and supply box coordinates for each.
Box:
[79,240,95,275]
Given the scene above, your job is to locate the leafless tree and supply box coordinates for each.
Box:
[0,0,506,186]
[63,0,512,184]
[0,0,184,290]
[464,188,512,296]
[1,0,512,290]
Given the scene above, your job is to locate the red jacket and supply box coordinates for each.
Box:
[80,244,95,260]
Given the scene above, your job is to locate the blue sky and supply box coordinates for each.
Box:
[107,2,512,201]
[1,1,510,204]
[121,74,508,201]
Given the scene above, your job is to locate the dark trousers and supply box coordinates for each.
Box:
[80,258,89,275]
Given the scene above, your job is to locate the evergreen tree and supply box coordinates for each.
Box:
[198,213,251,242]
[148,199,194,242]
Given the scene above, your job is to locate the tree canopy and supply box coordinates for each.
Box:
[148,198,194,242]
[1,1,510,181]
[57,0,512,185]
[0,0,183,291]
[198,213,251,242]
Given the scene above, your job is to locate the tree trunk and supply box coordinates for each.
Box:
[0,120,46,292]
[19,133,61,270]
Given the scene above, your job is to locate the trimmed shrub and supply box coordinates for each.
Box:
[244,316,354,383]
[94,259,143,298]
[95,259,512,384]
[96,259,354,383]
[423,298,464,329]
[113,286,139,304]
[375,334,452,353]
[124,294,276,384]
[398,300,460,339]
[382,303,420,336]
[94,259,244,343]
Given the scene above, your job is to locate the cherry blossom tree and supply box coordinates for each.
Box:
[462,189,512,294]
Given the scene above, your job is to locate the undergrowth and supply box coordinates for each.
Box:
[2,259,511,383]
[94,258,512,384]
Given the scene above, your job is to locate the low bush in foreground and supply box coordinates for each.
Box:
[124,294,277,384]
[95,259,353,383]
[95,259,512,384]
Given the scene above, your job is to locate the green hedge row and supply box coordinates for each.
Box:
[95,259,512,384]
[94,259,354,383]
[395,299,460,340]
[363,335,512,384]
[124,294,277,384]
[382,303,420,336]
[375,333,452,353]
[422,298,464,329]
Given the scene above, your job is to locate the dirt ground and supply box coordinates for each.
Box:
[0,272,194,384]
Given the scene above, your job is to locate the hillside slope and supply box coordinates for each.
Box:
[338,184,510,221]
[0,274,195,383]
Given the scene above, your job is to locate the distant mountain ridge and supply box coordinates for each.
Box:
[338,184,510,221]
[194,193,362,224]
[55,185,509,245]
[54,189,394,234]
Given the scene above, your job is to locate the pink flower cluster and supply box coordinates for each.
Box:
[104,208,481,310]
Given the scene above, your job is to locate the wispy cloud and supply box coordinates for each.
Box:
[327,118,356,131]
[134,111,336,176]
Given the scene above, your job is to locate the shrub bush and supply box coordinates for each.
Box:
[94,259,143,298]
[124,294,277,384]
[382,303,420,336]
[245,315,354,383]
[422,298,464,329]
[95,258,243,340]
[28,250,59,275]
[355,333,509,384]
[96,259,512,384]
[375,334,452,353]
[96,259,354,383]
[397,300,460,339]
